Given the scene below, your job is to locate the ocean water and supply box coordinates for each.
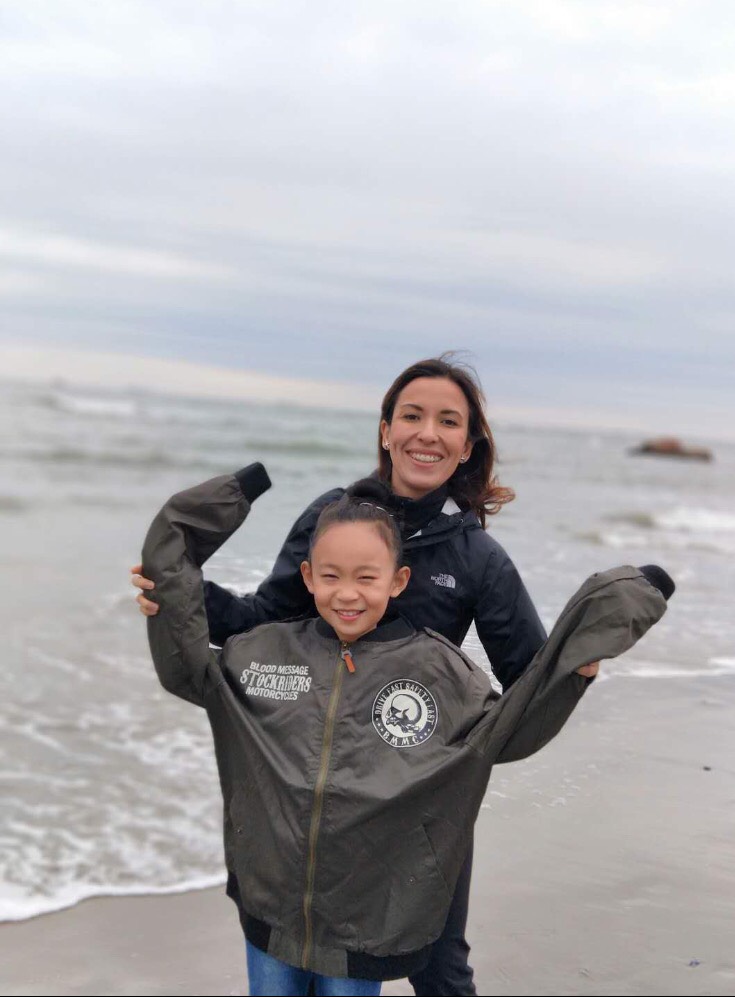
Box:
[1,377,734,922]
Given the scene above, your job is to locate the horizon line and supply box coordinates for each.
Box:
[0,342,730,445]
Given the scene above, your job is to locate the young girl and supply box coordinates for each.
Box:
[142,465,670,997]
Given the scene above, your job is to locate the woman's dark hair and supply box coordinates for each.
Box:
[309,478,404,567]
[378,352,513,528]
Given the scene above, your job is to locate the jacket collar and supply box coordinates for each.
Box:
[365,470,474,545]
[403,504,480,548]
[314,608,414,644]
[392,484,449,540]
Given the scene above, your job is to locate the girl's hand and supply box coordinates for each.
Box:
[130,564,159,616]
[575,661,600,678]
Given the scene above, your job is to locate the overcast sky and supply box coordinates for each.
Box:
[2,1,734,437]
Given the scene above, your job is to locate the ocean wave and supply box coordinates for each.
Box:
[1,436,365,468]
[573,528,735,555]
[232,437,366,457]
[0,491,148,513]
[595,656,735,680]
[2,445,218,470]
[0,495,29,513]
[606,507,735,534]
[708,656,735,673]
[43,391,139,420]
[37,388,374,446]
[576,505,735,554]
[0,872,226,924]
[65,494,140,509]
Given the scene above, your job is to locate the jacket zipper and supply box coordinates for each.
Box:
[340,642,356,673]
[301,643,353,968]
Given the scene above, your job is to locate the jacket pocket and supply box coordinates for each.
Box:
[228,779,285,925]
[358,822,453,956]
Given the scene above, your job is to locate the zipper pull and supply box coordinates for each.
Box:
[340,643,356,673]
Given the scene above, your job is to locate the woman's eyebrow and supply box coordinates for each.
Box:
[398,402,464,418]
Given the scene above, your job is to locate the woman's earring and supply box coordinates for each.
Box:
[383,441,390,450]
[459,455,468,463]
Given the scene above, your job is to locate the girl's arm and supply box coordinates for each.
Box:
[467,565,671,763]
[203,487,343,645]
[134,486,344,644]
[142,464,271,708]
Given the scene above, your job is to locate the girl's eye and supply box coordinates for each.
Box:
[321,573,338,580]
[359,576,377,582]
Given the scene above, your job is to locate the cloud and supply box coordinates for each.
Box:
[0,0,733,433]
[0,229,232,279]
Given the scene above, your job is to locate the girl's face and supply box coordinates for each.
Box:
[301,522,410,643]
[380,377,473,500]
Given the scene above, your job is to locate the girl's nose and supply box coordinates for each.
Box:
[337,586,359,602]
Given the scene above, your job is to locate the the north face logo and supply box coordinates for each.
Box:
[431,573,455,589]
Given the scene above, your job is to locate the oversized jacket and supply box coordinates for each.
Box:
[143,469,668,981]
[204,482,546,690]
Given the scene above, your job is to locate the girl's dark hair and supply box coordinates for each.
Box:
[378,352,513,528]
[309,478,404,566]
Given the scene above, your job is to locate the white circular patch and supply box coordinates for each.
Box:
[372,680,438,748]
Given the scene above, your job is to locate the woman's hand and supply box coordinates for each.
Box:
[575,661,600,678]
[131,564,159,616]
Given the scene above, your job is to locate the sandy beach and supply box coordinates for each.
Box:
[2,675,733,997]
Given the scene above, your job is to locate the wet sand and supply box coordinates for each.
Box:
[2,677,733,997]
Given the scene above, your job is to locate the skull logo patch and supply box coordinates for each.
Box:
[372,680,438,748]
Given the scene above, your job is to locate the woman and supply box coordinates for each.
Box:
[133,355,583,996]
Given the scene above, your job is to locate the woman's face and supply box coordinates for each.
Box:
[380,377,473,500]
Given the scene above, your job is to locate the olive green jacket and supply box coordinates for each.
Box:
[143,469,667,979]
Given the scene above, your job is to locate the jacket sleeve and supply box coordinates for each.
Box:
[467,566,669,764]
[203,487,344,646]
[142,465,270,708]
[474,540,548,691]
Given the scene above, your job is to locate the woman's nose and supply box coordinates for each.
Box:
[417,419,439,442]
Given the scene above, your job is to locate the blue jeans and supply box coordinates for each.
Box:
[246,940,381,996]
